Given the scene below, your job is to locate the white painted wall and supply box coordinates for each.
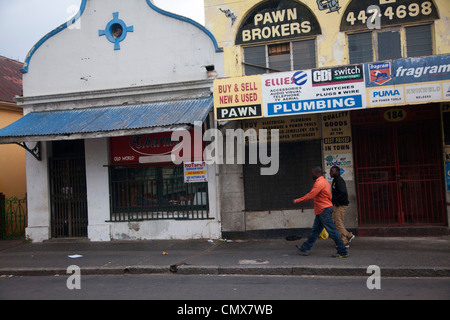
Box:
[21,0,224,242]
[85,138,111,241]
[111,219,221,241]
[23,0,223,97]
[25,142,51,242]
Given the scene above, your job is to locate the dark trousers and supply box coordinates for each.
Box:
[300,207,348,255]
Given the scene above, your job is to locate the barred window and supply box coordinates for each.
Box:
[243,140,322,211]
[109,165,209,221]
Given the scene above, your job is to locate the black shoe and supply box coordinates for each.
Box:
[296,245,310,256]
[332,252,349,258]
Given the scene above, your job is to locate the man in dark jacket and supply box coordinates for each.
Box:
[330,166,355,247]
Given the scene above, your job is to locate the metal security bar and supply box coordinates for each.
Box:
[109,166,210,221]
[0,194,27,240]
[352,106,446,226]
[49,158,88,238]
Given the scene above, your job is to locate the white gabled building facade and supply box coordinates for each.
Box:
[0,0,224,242]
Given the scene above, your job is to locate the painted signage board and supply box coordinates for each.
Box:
[391,55,450,85]
[365,55,450,107]
[262,64,366,117]
[184,161,208,183]
[235,0,321,45]
[340,0,439,31]
[214,55,450,119]
[214,75,263,121]
[242,114,320,143]
[110,130,203,165]
[324,153,354,182]
[321,111,354,181]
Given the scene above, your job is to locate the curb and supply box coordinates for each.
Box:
[3,265,449,278]
[176,265,450,278]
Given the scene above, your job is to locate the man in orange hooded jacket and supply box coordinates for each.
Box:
[293,167,348,258]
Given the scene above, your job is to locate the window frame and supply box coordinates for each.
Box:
[242,37,317,75]
[108,164,210,222]
[405,23,434,58]
[346,23,434,63]
[243,139,322,212]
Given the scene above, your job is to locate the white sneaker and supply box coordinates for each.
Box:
[348,235,355,244]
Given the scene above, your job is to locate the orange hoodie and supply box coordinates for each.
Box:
[294,176,333,215]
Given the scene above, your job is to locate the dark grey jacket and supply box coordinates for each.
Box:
[331,175,349,206]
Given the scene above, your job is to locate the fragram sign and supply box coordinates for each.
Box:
[365,55,450,107]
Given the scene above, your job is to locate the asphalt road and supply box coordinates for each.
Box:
[1,274,449,301]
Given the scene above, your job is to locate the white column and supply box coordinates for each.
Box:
[85,138,111,241]
[25,141,51,242]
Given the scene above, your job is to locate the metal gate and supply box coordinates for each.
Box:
[352,105,446,226]
[49,157,88,238]
[0,194,27,239]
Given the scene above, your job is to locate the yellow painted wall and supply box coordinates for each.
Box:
[0,105,26,199]
[205,0,450,77]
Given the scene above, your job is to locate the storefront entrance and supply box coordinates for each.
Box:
[49,140,88,238]
[352,105,446,227]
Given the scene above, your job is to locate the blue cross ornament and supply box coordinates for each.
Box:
[99,12,134,50]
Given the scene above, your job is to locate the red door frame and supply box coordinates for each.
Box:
[351,105,446,227]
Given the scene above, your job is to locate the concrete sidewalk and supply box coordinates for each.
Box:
[0,236,449,277]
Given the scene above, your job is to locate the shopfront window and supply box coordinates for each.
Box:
[348,24,433,64]
[243,39,317,75]
[377,30,402,61]
[243,46,267,75]
[268,43,291,72]
[243,140,322,211]
[348,32,373,64]
[292,39,316,70]
[405,24,433,57]
[109,165,209,221]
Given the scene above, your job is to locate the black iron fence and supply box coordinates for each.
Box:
[0,193,27,240]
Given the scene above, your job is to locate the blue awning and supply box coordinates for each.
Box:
[0,96,213,143]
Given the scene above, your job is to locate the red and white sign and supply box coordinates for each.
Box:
[110,130,203,165]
